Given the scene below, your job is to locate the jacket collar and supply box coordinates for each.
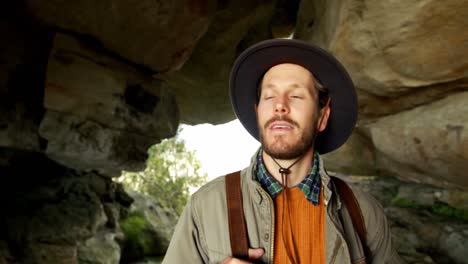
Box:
[244,147,336,207]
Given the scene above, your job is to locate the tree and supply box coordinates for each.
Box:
[117,134,207,214]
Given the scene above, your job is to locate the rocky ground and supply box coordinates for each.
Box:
[342,174,468,264]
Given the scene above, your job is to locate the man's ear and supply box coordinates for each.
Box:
[317,99,331,132]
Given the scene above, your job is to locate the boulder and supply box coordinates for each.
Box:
[0,159,132,263]
[128,191,178,249]
[295,0,468,97]
[120,190,178,261]
[295,0,468,188]
[78,231,121,264]
[322,131,376,175]
[295,0,468,120]
[39,34,179,176]
[21,179,107,245]
[367,91,468,189]
[39,111,153,176]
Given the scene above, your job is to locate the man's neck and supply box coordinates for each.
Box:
[261,148,315,187]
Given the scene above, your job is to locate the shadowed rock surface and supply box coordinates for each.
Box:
[0,0,467,263]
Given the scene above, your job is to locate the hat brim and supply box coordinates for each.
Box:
[229,39,357,154]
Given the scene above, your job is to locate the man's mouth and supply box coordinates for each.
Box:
[265,116,299,131]
[270,123,293,130]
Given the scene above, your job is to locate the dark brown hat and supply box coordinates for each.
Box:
[229,39,357,154]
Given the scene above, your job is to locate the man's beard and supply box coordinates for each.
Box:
[259,116,318,160]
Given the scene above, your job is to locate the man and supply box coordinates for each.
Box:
[163,39,402,263]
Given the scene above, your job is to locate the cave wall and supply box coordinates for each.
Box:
[295,0,468,189]
[0,0,467,263]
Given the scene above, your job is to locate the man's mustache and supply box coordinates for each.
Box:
[264,116,300,130]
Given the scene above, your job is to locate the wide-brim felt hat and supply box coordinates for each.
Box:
[229,38,357,154]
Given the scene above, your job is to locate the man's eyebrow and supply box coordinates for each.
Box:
[289,83,305,89]
[261,83,275,89]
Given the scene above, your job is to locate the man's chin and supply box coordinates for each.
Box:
[263,144,302,160]
[264,150,302,160]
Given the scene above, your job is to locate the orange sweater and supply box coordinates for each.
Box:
[273,187,325,264]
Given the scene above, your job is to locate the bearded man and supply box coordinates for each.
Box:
[163,39,402,264]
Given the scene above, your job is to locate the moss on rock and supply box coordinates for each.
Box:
[432,202,468,222]
[391,197,422,209]
[120,214,162,262]
[392,197,468,222]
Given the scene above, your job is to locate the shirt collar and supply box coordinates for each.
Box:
[255,149,322,205]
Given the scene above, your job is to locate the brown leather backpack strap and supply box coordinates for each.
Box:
[332,176,371,259]
[225,171,249,259]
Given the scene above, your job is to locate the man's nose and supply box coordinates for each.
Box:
[274,97,289,114]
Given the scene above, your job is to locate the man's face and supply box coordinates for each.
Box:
[256,63,329,159]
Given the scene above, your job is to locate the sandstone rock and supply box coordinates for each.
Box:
[39,111,151,176]
[162,0,277,124]
[39,34,179,176]
[0,165,131,263]
[1,1,468,263]
[295,0,468,125]
[28,244,78,264]
[45,34,178,140]
[295,0,468,97]
[27,0,217,72]
[367,91,468,189]
[25,181,107,244]
[0,106,41,153]
[77,231,121,264]
[322,131,376,175]
[2,171,108,247]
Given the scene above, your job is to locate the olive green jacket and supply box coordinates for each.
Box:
[163,154,403,264]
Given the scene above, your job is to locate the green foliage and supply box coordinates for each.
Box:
[120,215,149,250]
[392,198,468,222]
[118,132,207,215]
[120,214,160,260]
[432,202,468,222]
[391,197,422,209]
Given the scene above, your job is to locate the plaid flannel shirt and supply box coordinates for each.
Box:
[255,149,321,205]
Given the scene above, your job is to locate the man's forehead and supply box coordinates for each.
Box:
[261,63,316,87]
[263,63,315,81]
